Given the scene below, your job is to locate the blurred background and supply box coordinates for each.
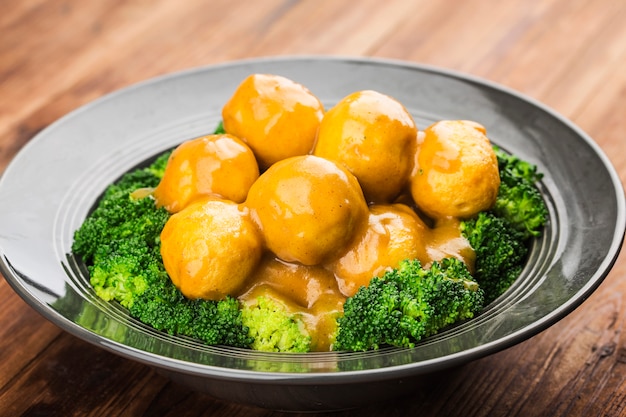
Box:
[3,0,625,176]
[1,1,626,416]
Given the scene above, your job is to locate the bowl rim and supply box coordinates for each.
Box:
[1,55,624,384]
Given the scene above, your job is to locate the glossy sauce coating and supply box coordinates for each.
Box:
[236,207,475,349]
[160,198,263,300]
[154,134,259,213]
[222,73,325,170]
[238,256,345,352]
[245,155,369,266]
[156,77,500,351]
[410,120,500,219]
[329,203,429,297]
[314,90,417,203]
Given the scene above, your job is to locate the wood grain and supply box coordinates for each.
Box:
[1,0,625,415]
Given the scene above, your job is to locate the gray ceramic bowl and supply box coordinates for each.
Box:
[0,57,624,412]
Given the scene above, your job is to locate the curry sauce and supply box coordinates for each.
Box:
[154,74,500,352]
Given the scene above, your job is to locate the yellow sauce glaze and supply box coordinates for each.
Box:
[154,134,259,213]
[221,73,325,170]
[424,217,476,273]
[245,155,369,266]
[234,213,474,350]
[329,203,429,297]
[410,120,500,219]
[238,256,345,352]
[314,90,417,204]
[160,198,263,300]
[156,77,500,351]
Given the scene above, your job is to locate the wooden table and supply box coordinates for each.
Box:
[2,0,626,415]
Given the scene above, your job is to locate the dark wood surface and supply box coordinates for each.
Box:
[2,0,626,415]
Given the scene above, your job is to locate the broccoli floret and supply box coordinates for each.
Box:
[130,274,252,347]
[73,140,548,352]
[461,211,528,304]
[72,168,169,263]
[89,238,152,308]
[72,168,170,305]
[213,120,226,134]
[72,152,252,348]
[334,258,484,351]
[458,148,547,304]
[241,296,311,352]
[145,151,171,179]
[492,147,548,239]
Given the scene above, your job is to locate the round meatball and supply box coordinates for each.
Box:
[221,73,325,169]
[160,198,263,300]
[154,134,259,213]
[410,120,500,219]
[330,204,429,297]
[313,90,417,203]
[245,155,368,265]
